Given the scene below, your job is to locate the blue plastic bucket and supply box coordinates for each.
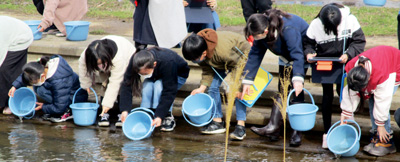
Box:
[70,88,99,126]
[327,120,361,157]
[64,21,90,41]
[8,87,36,119]
[364,0,386,6]
[182,93,216,127]
[286,88,319,131]
[24,20,42,40]
[123,107,155,140]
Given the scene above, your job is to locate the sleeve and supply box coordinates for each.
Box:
[372,73,396,126]
[282,27,305,81]
[78,51,93,89]
[12,75,27,89]
[199,62,215,87]
[303,22,317,56]
[242,40,268,85]
[119,58,134,113]
[40,0,60,30]
[41,80,71,115]
[345,17,366,60]
[155,62,179,119]
[340,84,361,118]
[101,58,128,108]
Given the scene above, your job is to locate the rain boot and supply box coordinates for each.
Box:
[363,129,378,152]
[367,131,396,156]
[250,94,283,141]
[289,128,302,147]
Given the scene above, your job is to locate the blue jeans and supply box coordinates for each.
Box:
[140,76,186,112]
[369,85,399,132]
[209,69,247,121]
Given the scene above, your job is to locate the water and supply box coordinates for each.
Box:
[0,118,374,161]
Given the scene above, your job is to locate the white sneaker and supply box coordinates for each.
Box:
[322,133,328,149]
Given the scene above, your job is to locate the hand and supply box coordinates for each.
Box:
[236,92,242,99]
[190,85,206,95]
[377,126,390,143]
[38,24,45,32]
[86,88,92,94]
[121,111,128,123]
[8,86,16,97]
[240,84,254,100]
[152,117,162,127]
[292,81,303,96]
[340,115,351,125]
[207,0,216,8]
[183,0,188,7]
[339,54,348,64]
[35,102,43,111]
[307,53,317,63]
[100,106,111,116]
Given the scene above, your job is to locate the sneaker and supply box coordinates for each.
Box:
[2,107,11,115]
[50,111,73,123]
[55,32,66,37]
[98,113,110,127]
[160,113,176,132]
[115,114,123,127]
[363,130,378,152]
[230,125,246,140]
[201,121,226,134]
[322,134,328,149]
[42,114,52,121]
[367,135,397,156]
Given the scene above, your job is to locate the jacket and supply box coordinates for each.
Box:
[12,55,88,115]
[341,46,400,126]
[242,14,308,85]
[79,35,136,109]
[119,48,190,119]
[197,29,251,87]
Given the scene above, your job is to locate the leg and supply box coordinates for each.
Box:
[398,11,400,49]
[230,99,247,140]
[152,79,163,109]
[321,84,334,133]
[240,0,256,22]
[140,79,155,108]
[255,0,272,13]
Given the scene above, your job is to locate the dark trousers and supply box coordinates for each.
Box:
[278,65,307,104]
[398,13,400,49]
[0,49,28,107]
[321,83,341,133]
[240,0,272,22]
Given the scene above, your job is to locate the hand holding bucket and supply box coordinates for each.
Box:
[123,107,156,140]
[286,88,319,131]
[327,120,361,157]
[182,93,216,127]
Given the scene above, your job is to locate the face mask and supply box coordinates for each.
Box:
[98,63,107,72]
[254,34,267,41]
[33,74,45,86]
[139,73,153,79]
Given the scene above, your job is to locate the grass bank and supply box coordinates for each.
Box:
[1,0,398,36]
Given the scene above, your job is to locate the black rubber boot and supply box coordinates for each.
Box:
[289,129,302,147]
[250,94,283,141]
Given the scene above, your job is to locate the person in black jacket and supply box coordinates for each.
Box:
[303,3,366,148]
[119,47,190,131]
[240,9,309,147]
[8,55,88,122]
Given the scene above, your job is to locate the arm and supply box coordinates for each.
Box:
[119,59,134,113]
[340,85,361,118]
[282,27,305,82]
[372,73,396,126]
[242,40,268,85]
[154,62,179,119]
[12,74,27,89]
[303,26,317,57]
[39,0,61,30]
[199,62,215,87]
[41,79,71,115]
[101,57,128,109]
[345,16,366,60]
[78,52,93,89]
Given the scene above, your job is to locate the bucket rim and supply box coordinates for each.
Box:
[8,87,36,117]
[287,104,318,115]
[70,103,99,110]
[123,111,155,140]
[24,20,41,24]
[327,125,359,154]
[63,21,91,26]
[182,93,213,117]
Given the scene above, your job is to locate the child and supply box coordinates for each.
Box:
[119,47,190,131]
[9,55,88,122]
[341,46,400,156]
[182,28,251,140]
[79,35,136,127]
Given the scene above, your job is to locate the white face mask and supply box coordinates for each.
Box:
[98,63,107,72]
[33,74,45,86]
[139,73,153,79]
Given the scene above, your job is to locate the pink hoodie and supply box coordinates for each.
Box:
[40,0,88,35]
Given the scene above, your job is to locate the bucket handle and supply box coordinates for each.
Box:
[286,88,315,107]
[23,110,35,119]
[66,25,76,37]
[72,87,98,107]
[327,120,361,141]
[33,27,42,35]
[182,97,217,127]
[130,107,155,116]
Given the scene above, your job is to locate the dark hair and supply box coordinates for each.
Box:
[347,56,370,112]
[84,39,117,75]
[182,34,208,60]
[244,9,291,41]
[21,56,50,85]
[317,3,344,36]
[129,48,157,97]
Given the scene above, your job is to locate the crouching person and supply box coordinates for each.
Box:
[9,55,88,122]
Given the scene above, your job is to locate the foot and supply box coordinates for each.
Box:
[322,134,328,149]
[160,113,176,132]
[115,114,123,127]
[367,136,396,156]
[50,111,73,123]
[289,130,302,147]
[201,121,226,134]
[363,131,378,152]
[98,113,110,127]
[2,107,11,115]
[230,125,246,141]
[42,114,52,121]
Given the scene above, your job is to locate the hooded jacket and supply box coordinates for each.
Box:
[12,55,88,115]
[196,29,251,87]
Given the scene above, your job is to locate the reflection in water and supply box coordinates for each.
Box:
[73,128,104,161]
[8,124,42,161]
[121,139,163,162]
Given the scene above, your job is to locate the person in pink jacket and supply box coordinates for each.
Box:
[340,45,400,157]
[36,0,88,37]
